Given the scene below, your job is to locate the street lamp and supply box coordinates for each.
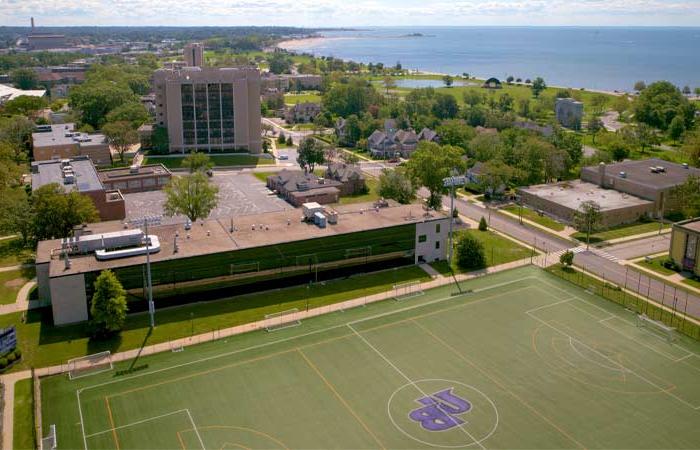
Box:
[130,215,161,329]
[443,172,467,268]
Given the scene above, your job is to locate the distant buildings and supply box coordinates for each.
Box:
[152,66,262,154]
[267,169,341,206]
[31,156,125,221]
[97,164,172,194]
[0,84,46,105]
[670,218,700,276]
[183,42,205,67]
[32,124,112,167]
[261,73,323,92]
[26,17,67,50]
[367,120,439,159]
[555,98,583,129]
[284,102,321,124]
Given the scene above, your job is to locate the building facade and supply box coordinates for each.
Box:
[32,123,112,166]
[98,164,172,194]
[183,42,204,67]
[670,218,700,276]
[153,67,262,153]
[555,98,583,129]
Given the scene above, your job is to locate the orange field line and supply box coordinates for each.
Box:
[104,396,121,450]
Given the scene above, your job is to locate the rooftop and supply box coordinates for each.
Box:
[41,202,445,278]
[98,164,171,182]
[32,123,106,149]
[0,83,46,103]
[519,180,653,211]
[31,156,103,193]
[675,218,700,234]
[586,159,700,190]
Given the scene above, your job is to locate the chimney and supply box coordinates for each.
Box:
[598,162,606,187]
[31,17,35,31]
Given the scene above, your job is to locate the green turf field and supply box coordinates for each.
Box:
[40,266,700,449]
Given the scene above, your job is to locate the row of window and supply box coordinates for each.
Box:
[180,83,235,147]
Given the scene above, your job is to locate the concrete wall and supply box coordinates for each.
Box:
[49,273,88,325]
[33,143,112,167]
[415,219,449,263]
[670,226,700,275]
[36,262,51,303]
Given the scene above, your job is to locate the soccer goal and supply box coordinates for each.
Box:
[636,313,678,342]
[230,262,260,275]
[67,351,113,380]
[345,246,372,259]
[41,424,57,450]
[265,308,302,332]
[295,254,318,266]
[393,280,424,301]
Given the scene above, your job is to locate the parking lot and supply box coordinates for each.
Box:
[124,172,292,224]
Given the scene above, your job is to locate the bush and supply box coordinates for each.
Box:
[13,348,21,359]
[662,257,680,272]
[478,216,488,231]
[6,352,15,362]
[455,233,486,270]
[560,250,574,267]
[0,358,7,369]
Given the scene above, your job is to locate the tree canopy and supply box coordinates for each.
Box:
[163,173,219,222]
[90,270,128,337]
[297,137,326,173]
[405,142,465,209]
[633,81,695,131]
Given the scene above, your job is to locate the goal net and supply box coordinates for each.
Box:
[67,351,113,380]
[636,314,678,342]
[265,308,302,332]
[41,424,57,450]
[295,254,318,266]
[345,246,372,259]
[230,262,260,275]
[393,280,424,301]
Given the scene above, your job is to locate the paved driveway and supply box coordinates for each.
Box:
[124,172,292,224]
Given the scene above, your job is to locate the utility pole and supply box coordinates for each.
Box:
[130,215,161,329]
[443,172,466,268]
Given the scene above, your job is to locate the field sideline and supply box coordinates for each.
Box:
[41,266,700,449]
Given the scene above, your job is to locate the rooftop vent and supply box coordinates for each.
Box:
[129,165,139,174]
[619,171,627,178]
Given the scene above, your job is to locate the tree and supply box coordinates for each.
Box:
[573,200,602,249]
[478,216,488,231]
[682,86,691,95]
[297,137,325,173]
[671,176,700,219]
[588,117,604,143]
[436,119,475,150]
[286,135,293,146]
[102,121,138,163]
[90,270,128,337]
[612,96,630,115]
[163,172,219,222]
[623,123,658,153]
[560,250,574,267]
[31,183,99,240]
[383,76,396,94]
[681,130,700,167]
[378,168,416,204]
[2,95,47,116]
[462,90,483,107]
[590,94,608,115]
[531,77,547,98]
[10,68,38,90]
[268,53,292,74]
[442,75,454,87]
[668,116,685,142]
[405,142,465,209]
[506,76,514,84]
[0,188,33,244]
[432,93,459,119]
[278,131,286,145]
[695,87,700,96]
[69,81,138,128]
[634,81,646,92]
[455,233,486,270]
[105,102,149,128]
[183,151,213,173]
[633,81,694,130]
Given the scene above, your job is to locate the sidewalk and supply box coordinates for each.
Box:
[0,279,43,316]
[0,256,531,450]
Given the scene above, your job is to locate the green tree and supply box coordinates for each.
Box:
[10,68,38,90]
[633,81,695,130]
[2,95,47,116]
[612,96,630,115]
[90,270,128,337]
[462,90,484,107]
[297,137,325,173]
[322,78,380,117]
[681,130,700,167]
[183,151,213,173]
[163,172,219,222]
[478,216,488,231]
[442,75,454,87]
[383,76,396,94]
[455,233,486,270]
[668,116,685,142]
[378,168,416,204]
[432,93,459,119]
[0,188,33,244]
[278,131,286,145]
[69,81,138,128]
[105,102,149,128]
[670,176,700,219]
[634,81,646,91]
[573,200,602,249]
[31,183,99,240]
[560,250,574,267]
[405,142,465,209]
[268,53,293,74]
[531,77,547,98]
[588,117,604,143]
[435,119,475,150]
[102,121,138,163]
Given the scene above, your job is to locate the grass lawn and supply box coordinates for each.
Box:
[572,221,670,244]
[0,266,429,372]
[430,229,532,275]
[284,91,322,104]
[143,155,274,169]
[13,378,35,450]
[336,178,380,205]
[0,267,35,305]
[637,255,677,276]
[681,277,700,290]
[501,205,566,232]
[0,238,34,268]
[40,266,700,450]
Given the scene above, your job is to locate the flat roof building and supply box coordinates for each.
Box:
[31,156,125,222]
[518,180,655,227]
[0,83,46,105]
[183,42,205,67]
[97,164,172,194]
[32,123,112,167]
[670,218,700,276]
[36,202,449,325]
[153,67,262,153]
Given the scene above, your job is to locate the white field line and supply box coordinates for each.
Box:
[186,409,206,450]
[347,323,487,450]
[567,337,626,373]
[527,310,700,410]
[77,390,88,450]
[567,302,615,322]
[537,278,700,360]
[524,298,574,315]
[84,409,189,438]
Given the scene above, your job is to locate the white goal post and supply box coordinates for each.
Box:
[636,314,678,342]
[67,350,113,380]
[393,280,424,301]
[265,308,302,332]
[41,424,57,450]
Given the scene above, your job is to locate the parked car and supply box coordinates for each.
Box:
[278,154,289,160]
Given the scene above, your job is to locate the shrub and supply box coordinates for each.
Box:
[478,216,488,231]
[13,348,21,359]
[455,233,486,270]
[0,358,7,369]
[6,352,15,362]
[560,250,574,267]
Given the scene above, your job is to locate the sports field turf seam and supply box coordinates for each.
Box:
[297,348,387,450]
[411,320,587,450]
[347,322,489,450]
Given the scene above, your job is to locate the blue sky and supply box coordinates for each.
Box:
[3,0,700,27]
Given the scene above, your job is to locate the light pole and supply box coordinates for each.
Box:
[443,172,467,268]
[130,215,161,329]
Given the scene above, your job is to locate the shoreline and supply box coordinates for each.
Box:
[276,35,630,97]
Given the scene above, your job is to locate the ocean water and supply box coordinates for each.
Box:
[286,27,700,92]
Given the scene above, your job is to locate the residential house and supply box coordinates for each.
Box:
[367,121,439,159]
[284,102,321,124]
[267,169,342,206]
[325,163,366,196]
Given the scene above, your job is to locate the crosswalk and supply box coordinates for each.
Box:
[535,246,624,267]
[589,248,620,262]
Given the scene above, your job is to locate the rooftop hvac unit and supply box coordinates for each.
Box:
[619,171,627,178]
[63,173,75,184]
[683,163,689,169]
[129,165,139,174]
[60,159,71,167]
[656,166,666,172]
[314,212,327,228]
[75,229,146,253]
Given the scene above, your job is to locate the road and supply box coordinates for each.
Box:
[604,234,671,260]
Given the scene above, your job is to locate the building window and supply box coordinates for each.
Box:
[435,241,440,249]
[418,235,427,243]
[436,224,441,233]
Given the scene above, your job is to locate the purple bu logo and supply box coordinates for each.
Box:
[408,388,472,431]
